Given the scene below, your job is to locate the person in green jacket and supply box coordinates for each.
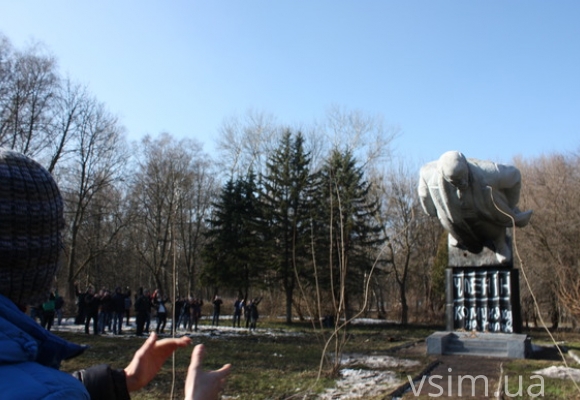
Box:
[41,291,56,331]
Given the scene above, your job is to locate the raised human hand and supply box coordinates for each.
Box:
[185,344,231,400]
[124,333,192,392]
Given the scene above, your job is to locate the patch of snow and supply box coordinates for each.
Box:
[533,366,580,382]
[319,368,400,399]
[350,318,397,325]
[569,350,580,365]
[338,353,420,369]
[49,317,305,339]
[316,353,420,399]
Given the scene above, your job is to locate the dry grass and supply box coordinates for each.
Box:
[55,322,580,399]
[56,320,431,399]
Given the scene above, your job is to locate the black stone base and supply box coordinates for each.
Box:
[445,267,522,334]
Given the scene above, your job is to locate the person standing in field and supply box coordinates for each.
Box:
[212,295,223,326]
[179,297,191,330]
[144,289,153,334]
[54,291,65,326]
[98,288,113,334]
[134,288,149,336]
[233,297,244,328]
[40,291,56,331]
[74,282,87,325]
[190,298,203,332]
[112,286,125,335]
[154,289,169,334]
[248,297,263,331]
[84,286,100,335]
[124,287,132,326]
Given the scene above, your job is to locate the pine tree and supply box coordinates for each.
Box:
[311,149,385,319]
[202,173,263,298]
[260,130,314,323]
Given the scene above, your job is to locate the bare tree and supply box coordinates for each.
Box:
[176,143,217,296]
[0,35,59,157]
[45,78,89,172]
[0,34,15,133]
[321,105,399,170]
[379,163,424,324]
[130,133,215,296]
[57,96,128,299]
[216,109,281,178]
[516,151,580,328]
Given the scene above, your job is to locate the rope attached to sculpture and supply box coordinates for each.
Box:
[489,185,580,395]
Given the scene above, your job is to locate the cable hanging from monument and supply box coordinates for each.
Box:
[488,185,580,395]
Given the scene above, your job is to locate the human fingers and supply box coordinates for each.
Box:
[205,364,231,399]
[124,333,160,392]
[184,345,205,400]
[156,335,192,352]
[212,363,232,380]
[134,332,158,358]
[189,344,206,371]
[184,346,231,400]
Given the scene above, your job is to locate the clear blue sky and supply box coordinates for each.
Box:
[2,1,579,165]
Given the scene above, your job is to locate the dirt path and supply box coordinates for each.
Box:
[399,354,504,399]
[389,341,567,400]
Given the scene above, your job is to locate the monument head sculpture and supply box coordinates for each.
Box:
[439,151,469,190]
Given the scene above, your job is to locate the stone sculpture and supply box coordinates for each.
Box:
[418,151,532,264]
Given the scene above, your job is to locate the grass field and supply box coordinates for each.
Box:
[54,320,580,399]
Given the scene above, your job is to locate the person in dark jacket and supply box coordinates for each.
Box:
[55,291,65,325]
[124,287,132,326]
[212,295,223,326]
[134,288,150,336]
[74,281,87,325]
[144,288,153,333]
[179,297,191,330]
[0,148,230,400]
[175,297,185,330]
[98,288,114,333]
[190,298,203,332]
[112,287,126,334]
[84,286,100,335]
[233,297,244,328]
[248,297,263,331]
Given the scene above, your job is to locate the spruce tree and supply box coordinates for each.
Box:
[311,149,385,319]
[202,173,263,299]
[260,130,314,323]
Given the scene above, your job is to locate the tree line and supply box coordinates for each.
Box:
[2,32,579,329]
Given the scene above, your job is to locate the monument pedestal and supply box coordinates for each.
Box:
[427,331,531,359]
[445,267,522,333]
[427,234,531,358]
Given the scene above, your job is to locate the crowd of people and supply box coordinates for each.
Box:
[67,282,265,336]
[73,284,133,335]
